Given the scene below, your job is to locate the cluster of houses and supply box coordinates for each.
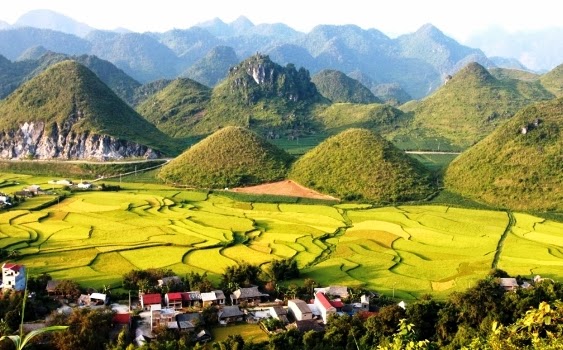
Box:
[0,193,13,208]
[47,179,93,190]
[2,263,557,346]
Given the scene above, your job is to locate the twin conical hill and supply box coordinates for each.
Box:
[0,60,173,158]
[136,78,211,138]
[445,97,563,211]
[400,62,554,149]
[289,128,435,202]
[158,126,293,188]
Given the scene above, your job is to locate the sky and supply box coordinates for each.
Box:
[0,0,561,41]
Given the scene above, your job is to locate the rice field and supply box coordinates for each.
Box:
[0,176,561,299]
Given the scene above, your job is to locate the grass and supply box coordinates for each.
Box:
[211,323,268,344]
[2,174,561,299]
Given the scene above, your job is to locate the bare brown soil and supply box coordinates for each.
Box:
[231,180,339,201]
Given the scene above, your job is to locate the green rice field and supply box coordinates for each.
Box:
[1,173,562,299]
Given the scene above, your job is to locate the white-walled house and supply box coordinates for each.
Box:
[2,263,26,291]
[314,292,336,323]
[288,299,313,321]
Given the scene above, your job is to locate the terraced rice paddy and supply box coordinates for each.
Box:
[0,176,561,299]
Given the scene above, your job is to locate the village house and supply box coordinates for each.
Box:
[499,278,519,291]
[140,293,162,310]
[48,179,73,186]
[165,292,183,310]
[314,285,349,299]
[292,319,324,332]
[78,292,107,306]
[158,276,181,288]
[77,182,92,189]
[269,306,289,324]
[287,299,313,321]
[314,292,336,323]
[201,290,226,306]
[176,312,203,332]
[218,305,244,324]
[180,291,202,307]
[230,286,268,305]
[1,263,26,291]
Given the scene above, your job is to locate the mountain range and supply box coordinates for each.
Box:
[2,10,557,100]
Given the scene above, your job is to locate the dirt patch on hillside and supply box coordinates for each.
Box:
[231,180,339,201]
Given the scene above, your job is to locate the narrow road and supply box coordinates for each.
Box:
[404,151,461,155]
[492,210,515,269]
[91,159,171,182]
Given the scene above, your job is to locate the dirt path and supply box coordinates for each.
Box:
[231,180,339,201]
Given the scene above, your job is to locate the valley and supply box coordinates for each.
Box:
[2,172,562,301]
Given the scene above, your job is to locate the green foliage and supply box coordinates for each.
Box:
[376,319,431,350]
[136,78,211,138]
[289,128,436,202]
[398,62,555,149]
[268,259,299,281]
[311,69,381,104]
[445,97,563,211]
[159,126,293,188]
[0,60,176,155]
[122,268,175,292]
[48,308,114,350]
[221,262,262,290]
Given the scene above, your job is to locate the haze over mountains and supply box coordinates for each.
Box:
[0,9,560,100]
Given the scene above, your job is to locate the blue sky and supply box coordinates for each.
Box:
[1,0,561,41]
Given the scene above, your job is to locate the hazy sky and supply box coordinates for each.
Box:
[1,0,561,41]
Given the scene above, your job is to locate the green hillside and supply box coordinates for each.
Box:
[312,102,410,135]
[136,78,211,138]
[0,60,174,154]
[445,97,563,211]
[489,67,540,82]
[540,63,563,97]
[158,126,293,188]
[311,69,381,104]
[399,62,555,148]
[289,128,435,202]
[185,53,325,137]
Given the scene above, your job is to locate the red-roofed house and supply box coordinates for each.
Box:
[2,263,26,291]
[165,292,183,310]
[314,292,336,323]
[113,313,131,325]
[140,293,162,310]
[330,299,344,310]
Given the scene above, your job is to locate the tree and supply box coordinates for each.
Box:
[48,308,114,350]
[54,279,82,300]
[221,263,261,291]
[406,298,443,341]
[269,259,299,281]
[376,319,430,350]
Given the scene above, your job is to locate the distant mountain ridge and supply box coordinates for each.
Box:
[0,10,544,98]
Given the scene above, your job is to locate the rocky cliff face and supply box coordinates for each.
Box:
[0,121,159,160]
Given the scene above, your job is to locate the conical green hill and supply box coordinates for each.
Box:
[0,60,173,154]
[289,128,435,202]
[405,62,554,148]
[136,78,211,138]
[445,97,563,211]
[158,126,293,188]
[540,63,563,97]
